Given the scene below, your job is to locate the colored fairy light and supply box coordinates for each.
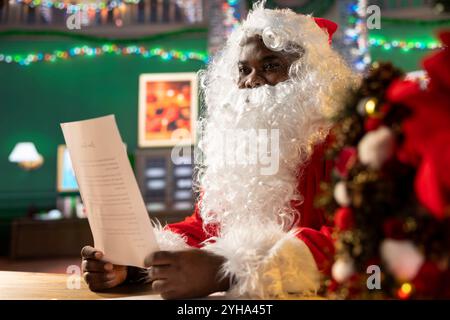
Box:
[401,283,412,294]
[0,45,209,67]
[365,98,377,114]
[340,0,371,72]
[12,0,140,12]
[369,37,442,51]
[397,282,413,300]
[208,0,244,55]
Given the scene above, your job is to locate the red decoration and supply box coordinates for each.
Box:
[414,136,450,219]
[423,31,450,93]
[334,147,357,178]
[364,116,382,132]
[412,261,441,298]
[387,32,450,219]
[379,103,392,115]
[334,207,355,231]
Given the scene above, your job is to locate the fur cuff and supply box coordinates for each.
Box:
[143,222,191,284]
[202,223,321,299]
[152,221,190,251]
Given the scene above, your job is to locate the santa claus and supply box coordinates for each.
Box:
[81,1,358,299]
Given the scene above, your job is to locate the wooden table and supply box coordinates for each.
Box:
[0,271,160,300]
[0,271,324,300]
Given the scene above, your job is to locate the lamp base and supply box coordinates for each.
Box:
[18,156,44,170]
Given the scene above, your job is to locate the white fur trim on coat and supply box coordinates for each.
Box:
[202,223,321,299]
[152,221,190,251]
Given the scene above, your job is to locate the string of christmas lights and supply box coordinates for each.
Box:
[0,44,208,66]
[208,0,244,55]
[222,0,243,36]
[12,0,140,12]
[342,0,371,71]
[0,36,440,67]
[368,37,443,51]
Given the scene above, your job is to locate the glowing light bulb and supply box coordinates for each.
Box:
[397,282,413,300]
[365,98,377,115]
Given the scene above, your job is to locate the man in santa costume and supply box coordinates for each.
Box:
[81,1,357,299]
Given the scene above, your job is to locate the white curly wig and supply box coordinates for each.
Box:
[195,1,360,233]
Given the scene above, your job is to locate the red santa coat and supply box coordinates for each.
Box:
[154,140,335,298]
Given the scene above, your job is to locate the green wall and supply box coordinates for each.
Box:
[0,30,207,226]
[369,20,450,71]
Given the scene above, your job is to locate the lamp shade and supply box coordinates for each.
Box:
[8,142,41,163]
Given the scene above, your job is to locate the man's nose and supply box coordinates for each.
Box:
[244,72,265,89]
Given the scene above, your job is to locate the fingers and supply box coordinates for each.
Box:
[151,279,186,300]
[144,251,175,267]
[83,272,117,291]
[144,250,190,299]
[81,246,116,292]
[82,259,113,273]
[148,265,171,281]
[81,246,103,260]
[83,271,115,283]
[152,279,173,293]
[161,291,183,300]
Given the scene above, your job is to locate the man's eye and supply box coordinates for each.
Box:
[239,66,250,74]
[263,63,280,72]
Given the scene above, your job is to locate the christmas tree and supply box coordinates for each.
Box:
[317,31,450,299]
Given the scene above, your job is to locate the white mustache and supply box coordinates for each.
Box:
[219,81,299,127]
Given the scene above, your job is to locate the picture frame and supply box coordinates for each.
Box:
[138,72,198,148]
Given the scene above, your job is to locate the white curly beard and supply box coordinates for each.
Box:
[196,79,331,234]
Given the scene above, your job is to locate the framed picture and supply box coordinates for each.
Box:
[138,72,198,147]
[56,145,79,192]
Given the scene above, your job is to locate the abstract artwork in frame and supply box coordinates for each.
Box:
[138,73,198,148]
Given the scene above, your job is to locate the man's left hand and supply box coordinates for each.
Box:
[144,249,230,299]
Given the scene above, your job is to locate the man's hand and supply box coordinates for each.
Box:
[81,246,128,291]
[144,249,230,299]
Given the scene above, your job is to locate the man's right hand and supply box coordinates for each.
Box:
[81,246,128,291]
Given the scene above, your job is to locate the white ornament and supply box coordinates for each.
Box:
[334,181,351,207]
[357,126,395,170]
[332,258,355,283]
[380,239,425,281]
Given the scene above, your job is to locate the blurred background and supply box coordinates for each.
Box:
[0,0,449,274]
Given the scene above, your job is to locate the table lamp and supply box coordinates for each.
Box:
[8,142,44,170]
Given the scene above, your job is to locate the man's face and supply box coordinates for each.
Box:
[237,35,300,89]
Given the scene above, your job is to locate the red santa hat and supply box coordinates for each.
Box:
[313,17,338,44]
